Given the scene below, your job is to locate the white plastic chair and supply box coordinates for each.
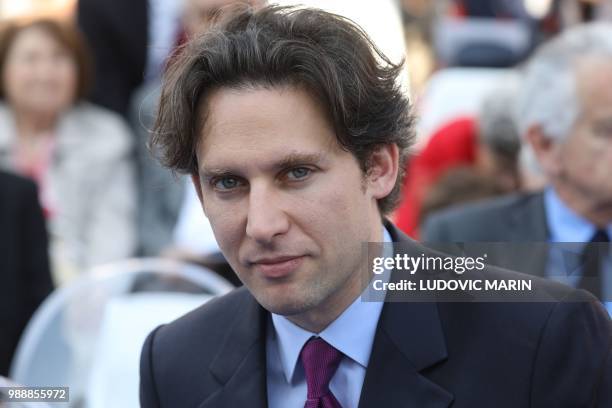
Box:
[85,293,212,408]
[9,258,234,407]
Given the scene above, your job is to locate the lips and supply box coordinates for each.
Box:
[251,255,305,278]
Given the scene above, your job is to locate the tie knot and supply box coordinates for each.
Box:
[300,337,343,399]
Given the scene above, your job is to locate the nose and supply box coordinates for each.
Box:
[245,186,290,245]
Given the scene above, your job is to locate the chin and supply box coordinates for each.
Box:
[256,291,317,317]
[260,301,306,317]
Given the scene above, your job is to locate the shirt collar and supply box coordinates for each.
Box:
[544,187,612,243]
[270,226,391,383]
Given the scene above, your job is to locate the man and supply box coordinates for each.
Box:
[140,7,611,407]
[0,171,53,375]
[422,23,612,304]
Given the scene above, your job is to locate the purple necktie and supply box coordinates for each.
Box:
[300,337,343,408]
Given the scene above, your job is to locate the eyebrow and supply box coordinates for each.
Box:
[276,152,327,169]
[200,152,328,179]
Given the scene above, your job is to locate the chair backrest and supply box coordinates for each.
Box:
[86,292,213,408]
[9,258,234,407]
[433,17,532,67]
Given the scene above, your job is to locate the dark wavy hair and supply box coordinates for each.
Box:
[152,5,414,214]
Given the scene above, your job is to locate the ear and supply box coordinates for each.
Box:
[525,124,561,177]
[366,144,399,200]
[191,173,207,214]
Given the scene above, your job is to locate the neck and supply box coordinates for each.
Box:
[287,216,385,333]
[553,183,612,228]
[14,108,58,138]
[287,272,363,333]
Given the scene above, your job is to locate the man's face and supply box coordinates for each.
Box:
[193,86,393,328]
[553,58,612,210]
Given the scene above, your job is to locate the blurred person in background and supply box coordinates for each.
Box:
[77,0,184,117]
[422,23,612,306]
[0,170,52,376]
[475,86,522,191]
[0,19,136,283]
[419,166,507,227]
[395,84,521,238]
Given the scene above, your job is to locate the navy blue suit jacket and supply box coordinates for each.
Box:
[140,223,611,407]
[0,171,52,375]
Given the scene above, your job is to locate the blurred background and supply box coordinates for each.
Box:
[1,0,611,406]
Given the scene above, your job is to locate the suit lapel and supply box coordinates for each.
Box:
[198,223,454,408]
[506,193,549,277]
[360,223,453,407]
[508,192,549,242]
[198,292,268,408]
[359,301,453,408]
[425,194,551,277]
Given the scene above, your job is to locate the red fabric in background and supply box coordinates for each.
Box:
[394,116,477,238]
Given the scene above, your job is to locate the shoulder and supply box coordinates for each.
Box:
[61,102,134,154]
[70,102,132,135]
[429,192,537,226]
[0,171,39,211]
[437,265,609,355]
[158,287,251,336]
[0,170,35,195]
[144,287,254,366]
[407,235,605,332]
[0,172,42,229]
[421,192,541,241]
[449,263,609,350]
[526,286,611,405]
[140,287,259,405]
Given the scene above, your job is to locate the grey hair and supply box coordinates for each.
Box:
[517,22,612,142]
[479,80,521,158]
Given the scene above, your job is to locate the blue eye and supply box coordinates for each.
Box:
[287,167,311,180]
[213,177,242,190]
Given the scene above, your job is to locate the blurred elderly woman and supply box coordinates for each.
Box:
[0,19,136,283]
